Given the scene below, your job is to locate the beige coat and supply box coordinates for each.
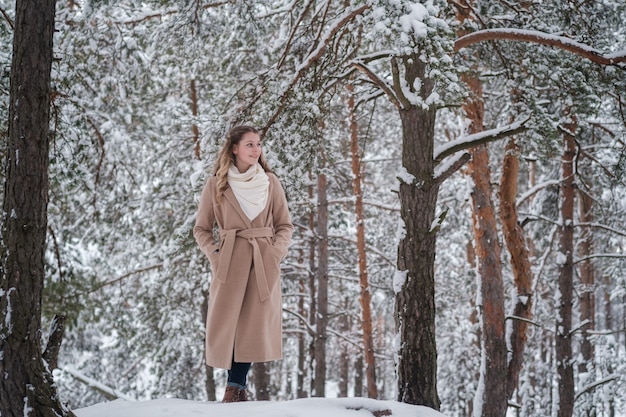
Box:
[193,172,293,369]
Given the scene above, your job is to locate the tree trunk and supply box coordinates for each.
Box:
[0,1,76,416]
[458,47,507,416]
[395,57,440,408]
[313,167,329,397]
[338,301,349,398]
[577,190,595,373]
[556,110,577,417]
[201,290,216,401]
[348,80,378,399]
[468,142,508,417]
[297,272,307,398]
[252,362,270,401]
[499,138,534,400]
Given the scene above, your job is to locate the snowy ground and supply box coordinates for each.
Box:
[74,397,447,417]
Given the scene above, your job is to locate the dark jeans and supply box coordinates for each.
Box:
[227,361,251,388]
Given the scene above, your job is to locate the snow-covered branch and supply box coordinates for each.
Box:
[455,28,626,67]
[433,151,471,185]
[61,367,136,401]
[516,179,560,206]
[433,116,530,163]
[574,253,626,264]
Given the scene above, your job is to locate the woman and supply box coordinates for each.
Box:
[194,125,293,403]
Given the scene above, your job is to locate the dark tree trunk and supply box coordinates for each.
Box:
[0,1,76,416]
[200,290,216,401]
[252,362,270,401]
[313,169,328,397]
[395,84,440,408]
[43,315,67,371]
[556,110,577,417]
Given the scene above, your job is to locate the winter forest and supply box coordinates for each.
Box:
[0,0,625,417]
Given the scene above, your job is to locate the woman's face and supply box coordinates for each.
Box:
[232,131,262,173]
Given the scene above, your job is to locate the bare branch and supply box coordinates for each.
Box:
[0,6,14,30]
[262,5,370,134]
[455,28,626,67]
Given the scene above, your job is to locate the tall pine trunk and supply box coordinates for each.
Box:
[395,56,440,408]
[348,81,378,399]
[0,1,76,416]
[556,109,577,417]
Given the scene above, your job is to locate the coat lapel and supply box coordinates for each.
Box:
[224,187,252,228]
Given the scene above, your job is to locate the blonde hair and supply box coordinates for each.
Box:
[213,125,271,201]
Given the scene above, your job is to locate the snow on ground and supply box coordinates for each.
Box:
[74,397,447,417]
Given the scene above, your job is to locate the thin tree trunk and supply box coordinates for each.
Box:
[338,302,349,398]
[190,79,201,160]
[498,138,534,400]
[0,1,75,416]
[314,164,329,397]
[347,80,378,399]
[556,109,577,417]
[307,178,317,397]
[297,270,307,398]
[201,290,216,401]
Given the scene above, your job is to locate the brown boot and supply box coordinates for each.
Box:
[237,388,248,402]
[222,386,241,403]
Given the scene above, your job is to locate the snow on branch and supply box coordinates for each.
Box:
[516,179,561,206]
[433,116,530,163]
[61,367,136,401]
[455,28,626,67]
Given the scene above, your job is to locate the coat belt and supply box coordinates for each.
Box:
[216,227,275,302]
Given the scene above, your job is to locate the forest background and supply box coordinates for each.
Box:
[0,1,625,417]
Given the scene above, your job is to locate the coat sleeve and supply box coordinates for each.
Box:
[193,177,219,259]
[270,174,293,258]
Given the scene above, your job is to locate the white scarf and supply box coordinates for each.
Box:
[227,163,269,221]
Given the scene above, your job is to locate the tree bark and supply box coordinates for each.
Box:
[395,55,440,409]
[467,144,508,417]
[313,166,329,397]
[0,1,76,416]
[498,138,534,400]
[43,315,67,371]
[577,190,595,373]
[556,109,577,417]
[252,362,270,401]
[348,80,378,399]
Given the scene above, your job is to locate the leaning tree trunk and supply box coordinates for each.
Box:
[499,138,534,401]
[0,1,76,416]
[395,55,440,409]
[556,109,577,417]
